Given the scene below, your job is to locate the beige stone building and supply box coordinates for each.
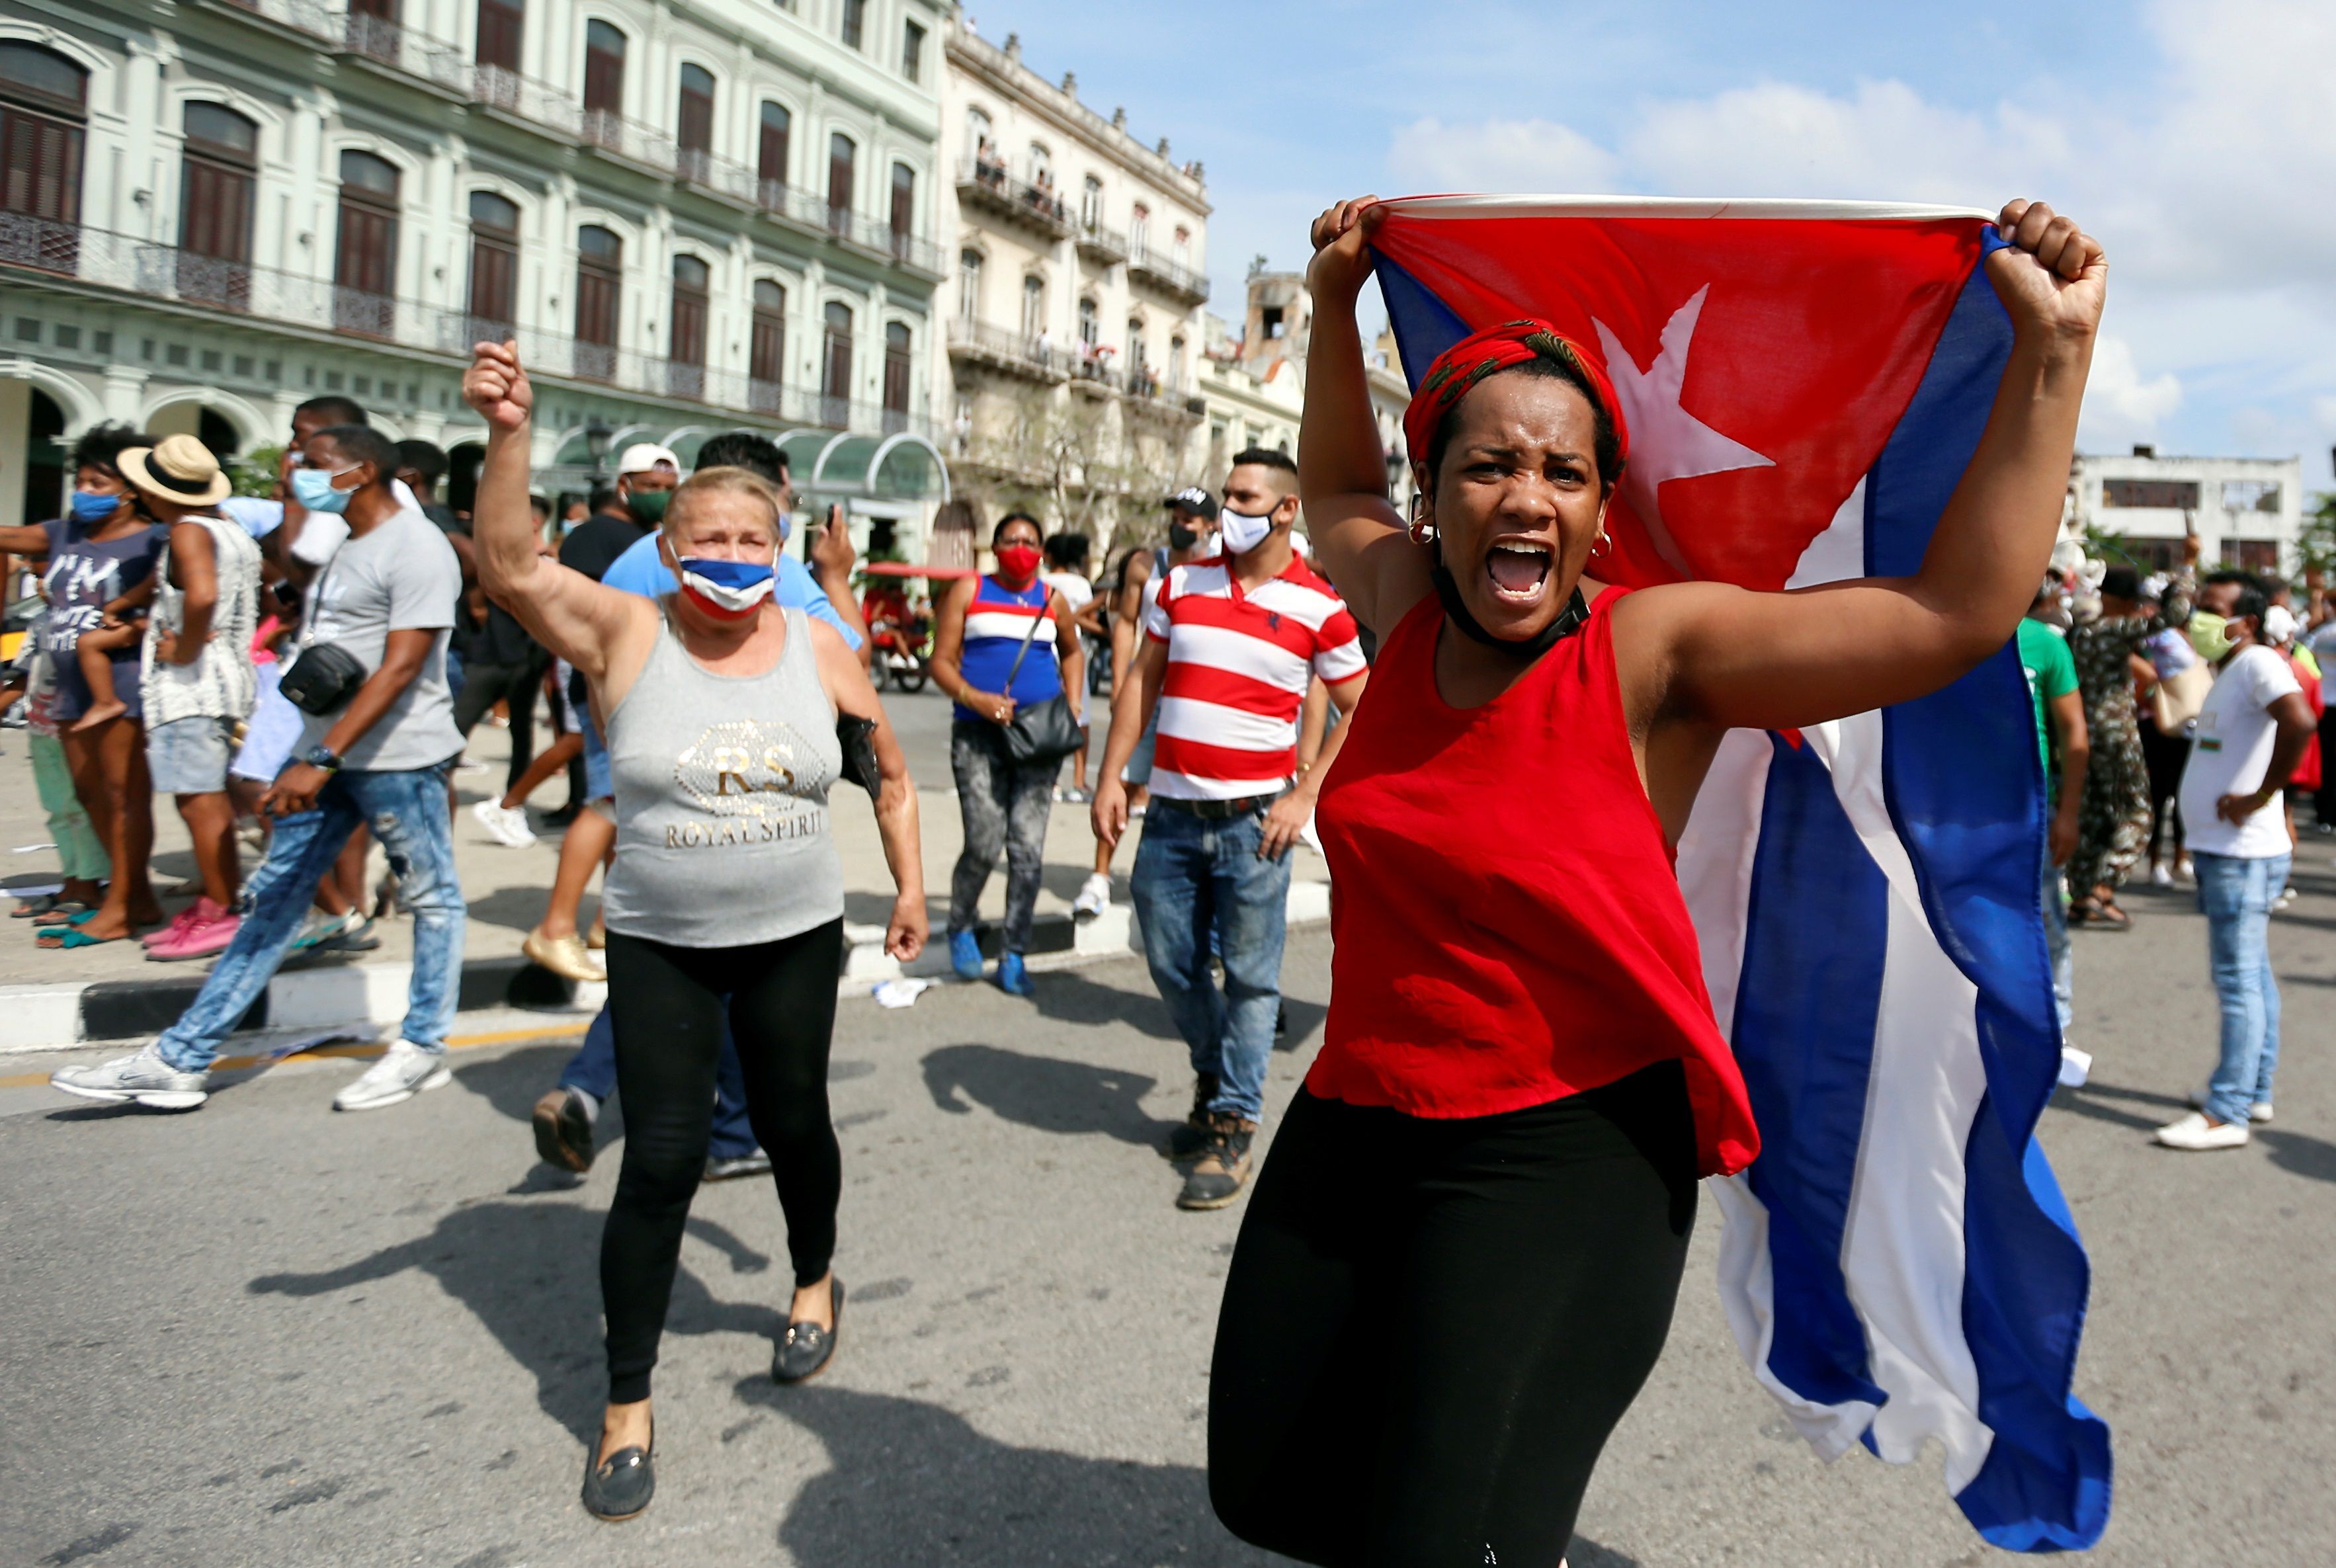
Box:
[935,17,1209,551]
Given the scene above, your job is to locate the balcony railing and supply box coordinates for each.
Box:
[946,315,1065,380]
[0,216,938,436]
[341,13,468,93]
[212,0,339,43]
[1128,246,1210,304]
[955,155,1071,237]
[1075,219,1128,264]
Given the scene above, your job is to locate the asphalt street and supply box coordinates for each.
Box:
[5,853,2333,1567]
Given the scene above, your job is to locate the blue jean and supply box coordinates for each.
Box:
[1129,802,1292,1121]
[2193,850,2288,1124]
[157,765,465,1072]
[560,1004,759,1159]
[2040,846,2072,1035]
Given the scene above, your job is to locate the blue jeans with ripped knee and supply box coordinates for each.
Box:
[158,764,466,1071]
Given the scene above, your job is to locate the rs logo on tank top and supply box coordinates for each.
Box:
[673,718,825,818]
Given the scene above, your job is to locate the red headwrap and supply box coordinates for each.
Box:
[1400,319,1630,477]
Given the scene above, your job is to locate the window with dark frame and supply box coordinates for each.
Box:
[751,279,787,408]
[883,320,911,427]
[179,102,258,310]
[333,149,401,337]
[821,300,853,425]
[583,20,626,126]
[758,101,791,198]
[466,189,520,335]
[0,42,88,250]
[827,132,855,235]
[677,63,714,177]
[474,0,523,73]
[2101,478,2201,511]
[901,19,925,79]
[573,223,622,378]
[888,161,914,257]
[668,253,709,397]
[841,0,866,50]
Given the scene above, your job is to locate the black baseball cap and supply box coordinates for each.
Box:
[1164,486,1218,520]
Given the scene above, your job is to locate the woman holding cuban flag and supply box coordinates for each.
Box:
[462,341,927,1524]
[1205,197,2106,1565]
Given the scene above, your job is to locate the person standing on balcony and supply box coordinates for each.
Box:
[521,444,678,982]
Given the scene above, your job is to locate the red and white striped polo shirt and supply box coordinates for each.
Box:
[1142,556,1366,800]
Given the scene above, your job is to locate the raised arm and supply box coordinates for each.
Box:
[1624,200,2107,733]
[461,341,650,682]
[1299,197,1429,636]
[813,618,926,962]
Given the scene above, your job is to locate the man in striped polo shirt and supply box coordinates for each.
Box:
[1093,449,1369,1209]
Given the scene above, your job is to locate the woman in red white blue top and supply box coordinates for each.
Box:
[931,511,1085,995]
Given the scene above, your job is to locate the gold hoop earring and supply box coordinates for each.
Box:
[1407,497,1438,547]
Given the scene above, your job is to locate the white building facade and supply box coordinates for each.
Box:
[0,0,951,530]
[2067,446,2304,579]
[936,21,1208,548]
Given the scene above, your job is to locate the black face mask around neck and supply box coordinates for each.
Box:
[1430,541,1587,660]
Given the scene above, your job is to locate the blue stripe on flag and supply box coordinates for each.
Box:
[1731,733,1890,1413]
[1372,253,1470,390]
[1868,257,2112,1551]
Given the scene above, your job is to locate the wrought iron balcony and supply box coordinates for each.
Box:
[1075,220,1128,265]
[955,156,1072,239]
[946,315,1066,382]
[1127,245,1210,305]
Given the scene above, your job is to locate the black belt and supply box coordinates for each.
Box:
[1153,792,1279,821]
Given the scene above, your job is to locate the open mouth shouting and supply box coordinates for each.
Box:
[1484,538,1554,606]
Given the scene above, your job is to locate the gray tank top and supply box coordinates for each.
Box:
[602,605,845,948]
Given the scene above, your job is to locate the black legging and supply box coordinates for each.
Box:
[1209,1061,1698,1567]
[601,920,844,1404]
[452,653,546,794]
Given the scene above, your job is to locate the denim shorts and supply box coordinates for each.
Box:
[148,714,236,794]
[582,705,612,802]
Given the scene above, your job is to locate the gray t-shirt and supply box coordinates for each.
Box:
[298,507,463,772]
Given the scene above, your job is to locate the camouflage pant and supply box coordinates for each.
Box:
[2070,710,2150,896]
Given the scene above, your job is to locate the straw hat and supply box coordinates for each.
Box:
[118,434,232,507]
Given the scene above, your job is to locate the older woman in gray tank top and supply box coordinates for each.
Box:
[464,343,927,1524]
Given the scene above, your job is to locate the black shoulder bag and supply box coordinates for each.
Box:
[277,557,368,716]
[997,589,1085,766]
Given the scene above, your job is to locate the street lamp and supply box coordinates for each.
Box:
[584,418,612,481]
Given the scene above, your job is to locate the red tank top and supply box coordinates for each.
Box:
[1308,589,1759,1177]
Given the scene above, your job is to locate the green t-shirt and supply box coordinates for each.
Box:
[2017,617,2078,790]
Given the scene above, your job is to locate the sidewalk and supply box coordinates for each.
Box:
[0,691,1329,1049]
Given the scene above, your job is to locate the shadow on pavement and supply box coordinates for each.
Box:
[742,1382,1646,1568]
[247,1201,779,1441]
[922,1043,1179,1147]
[2054,1078,2336,1185]
[451,1042,578,1124]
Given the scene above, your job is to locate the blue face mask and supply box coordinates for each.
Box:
[291,464,358,515]
[69,490,120,524]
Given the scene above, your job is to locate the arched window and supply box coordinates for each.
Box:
[583,21,626,118]
[750,280,786,407]
[966,107,995,177]
[957,248,981,325]
[1126,317,1147,374]
[882,321,911,428]
[757,101,791,198]
[1076,296,1098,351]
[333,150,401,336]
[1020,274,1045,341]
[676,64,714,176]
[1173,225,1191,269]
[826,132,855,233]
[1169,334,1187,391]
[179,103,258,308]
[1129,204,1149,262]
[1080,173,1103,231]
[466,189,520,334]
[888,161,915,256]
[669,254,709,370]
[573,224,622,378]
[0,42,89,231]
[821,301,854,425]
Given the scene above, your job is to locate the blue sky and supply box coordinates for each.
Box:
[961,0,2336,490]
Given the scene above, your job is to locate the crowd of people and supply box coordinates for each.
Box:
[0,192,2312,1555]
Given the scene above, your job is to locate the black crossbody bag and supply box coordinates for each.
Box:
[277,556,368,716]
[997,589,1084,766]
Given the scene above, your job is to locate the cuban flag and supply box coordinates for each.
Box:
[1371,196,2110,1552]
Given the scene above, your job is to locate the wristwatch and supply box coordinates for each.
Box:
[303,744,343,774]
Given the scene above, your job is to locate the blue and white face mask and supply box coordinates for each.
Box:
[675,556,776,618]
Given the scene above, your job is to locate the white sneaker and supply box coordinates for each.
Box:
[1072,872,1112,919]
[333,1041,452,1112]
[2187,1083,2274,1122]
[2154,1110,2250,1150]
[2150,862,2173,888]
[51,1043,208,1110]
[471,798,537,848]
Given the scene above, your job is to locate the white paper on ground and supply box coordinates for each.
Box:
[9,880,64,901]
[12,842,58,853]
[873,978,933,1009]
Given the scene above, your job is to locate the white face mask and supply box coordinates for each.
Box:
[1217,505,1275,556]
[2262,604,2296,645]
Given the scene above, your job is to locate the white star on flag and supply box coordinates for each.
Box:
[1593,285,1774,578]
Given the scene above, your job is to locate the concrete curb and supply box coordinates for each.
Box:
[0,880,1332,1053]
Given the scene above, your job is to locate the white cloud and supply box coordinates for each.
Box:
[1376,0,2336,479]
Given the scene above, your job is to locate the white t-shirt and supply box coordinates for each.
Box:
[2179,644,2303,859]
[1040,569,1094,613]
